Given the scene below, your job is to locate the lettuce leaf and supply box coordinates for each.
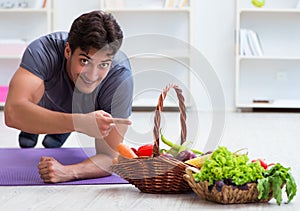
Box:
[193,146,264,185]
[258,163,297,205]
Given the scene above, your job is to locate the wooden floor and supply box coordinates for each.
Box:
[0,111,299,210]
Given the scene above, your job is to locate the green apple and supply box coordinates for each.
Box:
[251,0,265,7]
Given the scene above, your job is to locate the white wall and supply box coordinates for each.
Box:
[52,0,236,111]
[192,0,236,110]
[52,0,101,31]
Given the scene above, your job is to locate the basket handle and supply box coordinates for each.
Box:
[152,84,187,157]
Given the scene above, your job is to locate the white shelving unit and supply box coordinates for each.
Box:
[235,0,300,110]
[100,0,192,110]
[0,0,52,106]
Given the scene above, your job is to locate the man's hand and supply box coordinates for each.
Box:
[73,110,131,139]
[38,156,76,183]
[38,154,114,183]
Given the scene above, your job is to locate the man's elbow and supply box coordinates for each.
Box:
[4,105,17,128]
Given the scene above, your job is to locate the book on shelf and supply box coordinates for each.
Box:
[164,0,188,8]
[103,0,187,9]
[104,0,166,9]
[35,0,47,9]
[239,28,264,56]
[247,30,264,56]
[239,29,249,56]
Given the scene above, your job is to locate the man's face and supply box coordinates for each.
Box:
[65,44,113,94]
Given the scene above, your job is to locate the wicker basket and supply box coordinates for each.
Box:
[111,84,191,193]
[183,166,273,204]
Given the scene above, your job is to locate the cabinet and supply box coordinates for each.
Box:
[0,0,52,106]
[100,0,192,110]
[235,0,300,110]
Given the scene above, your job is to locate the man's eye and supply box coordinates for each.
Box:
[80,59,89,65]
[98,63,110,69]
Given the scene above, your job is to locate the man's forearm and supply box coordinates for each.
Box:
[71,154,114,180]
[5,100,75,134]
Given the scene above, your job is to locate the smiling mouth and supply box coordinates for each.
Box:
[79,75,99,85]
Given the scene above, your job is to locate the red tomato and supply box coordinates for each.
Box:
[137,144,153,157]
[131,147,138,155]
[252,159,268,169]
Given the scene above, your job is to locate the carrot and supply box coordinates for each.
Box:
[117,143,138,159]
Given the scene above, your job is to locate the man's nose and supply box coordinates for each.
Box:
[84,67,99,81]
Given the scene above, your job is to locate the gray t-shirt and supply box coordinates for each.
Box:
[20,32,133,118]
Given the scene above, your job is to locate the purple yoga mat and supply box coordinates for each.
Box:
[0,148,128,186]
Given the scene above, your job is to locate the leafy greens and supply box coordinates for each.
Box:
[193,146,264,185]
[257,163,297,205]
[193,146,297,205]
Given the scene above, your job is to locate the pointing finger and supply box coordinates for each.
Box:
[111,118,132,125]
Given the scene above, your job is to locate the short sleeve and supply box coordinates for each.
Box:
[20,32,66,81]
[20,39,48,80]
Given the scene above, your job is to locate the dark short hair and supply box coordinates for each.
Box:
[67,10,123,55]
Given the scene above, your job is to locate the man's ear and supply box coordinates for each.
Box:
[64,42,71,59]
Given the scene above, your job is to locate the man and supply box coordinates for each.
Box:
[4,10,133,183]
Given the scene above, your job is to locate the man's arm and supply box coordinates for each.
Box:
[4,67,75,134]
[4,67,131,137]
[66,123,128,180]
[38,124,128,183]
